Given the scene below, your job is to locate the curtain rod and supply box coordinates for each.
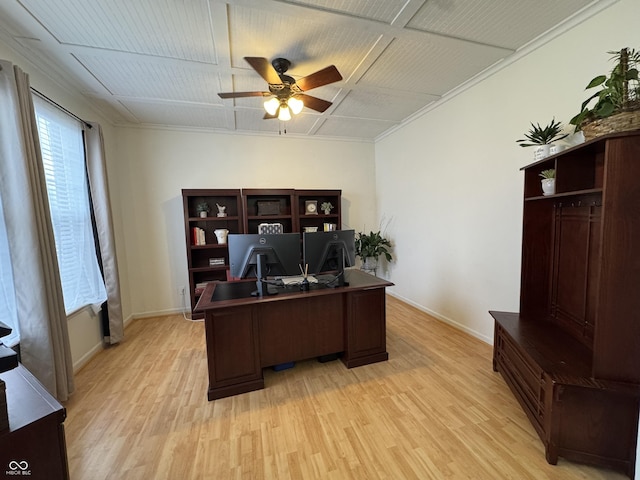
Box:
[30,87,92,129]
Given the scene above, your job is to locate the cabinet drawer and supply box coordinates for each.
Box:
[495,326,545,429]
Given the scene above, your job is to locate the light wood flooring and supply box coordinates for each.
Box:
[64,296,628,479]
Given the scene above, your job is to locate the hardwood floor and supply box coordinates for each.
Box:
[64,296,628,479]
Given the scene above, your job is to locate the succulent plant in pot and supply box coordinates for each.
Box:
[196,202,210,217]
[539,169,556,196]
[517,119,569,161]
[320,201,334,215]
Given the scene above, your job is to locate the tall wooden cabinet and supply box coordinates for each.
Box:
[491,131,640,477]
[182,188,343,317]
[182,189,243,317]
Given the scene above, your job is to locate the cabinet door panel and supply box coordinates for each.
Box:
[206,306,260,386]
[551,203,600,346]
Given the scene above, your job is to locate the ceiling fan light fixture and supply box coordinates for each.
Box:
[264,97,279,115]
[278,104,292,121]
[287,96,304,115]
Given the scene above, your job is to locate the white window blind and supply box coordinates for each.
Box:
[0,196,19,347]
[33,97,107,314]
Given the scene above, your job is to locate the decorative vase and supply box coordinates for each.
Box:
[214,229,229,244]
[534,144,551,161]
[541,178,555,196]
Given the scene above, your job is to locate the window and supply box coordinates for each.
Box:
[0,196,19,347]
[33,97,107,314]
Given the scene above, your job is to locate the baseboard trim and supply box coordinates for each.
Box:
[387,292,493,345]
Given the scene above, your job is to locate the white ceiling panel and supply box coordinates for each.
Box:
[122,101,229,129]
[19,0,218,62]
[359,35,508,95]
[279,0,408,23]
[0,0,612,140]
[406,0,594,49]
[334,89,438,121]
[82,96,135,124]
[75,55,223,104]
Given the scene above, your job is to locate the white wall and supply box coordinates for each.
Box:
[111,128,376,316]
[375,0,640,344]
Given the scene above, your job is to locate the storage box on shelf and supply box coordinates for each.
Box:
[491,130,640,478]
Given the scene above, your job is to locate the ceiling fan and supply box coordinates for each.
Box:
[218,57,343,121]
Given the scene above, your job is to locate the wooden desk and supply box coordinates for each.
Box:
[0,365,69,480]
[196,269,393,400]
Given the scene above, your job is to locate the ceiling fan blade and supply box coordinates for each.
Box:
[299,94,332,113]
[244,57,282,85]
[263,111,278,120]
[296,65,342,91]
[218,91,269,99]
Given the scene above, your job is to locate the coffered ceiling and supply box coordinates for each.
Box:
[0,0,606,141]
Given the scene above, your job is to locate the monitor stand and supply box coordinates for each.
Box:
[338,246,349,287]
[251,253,277,297]
[329,246,349,288]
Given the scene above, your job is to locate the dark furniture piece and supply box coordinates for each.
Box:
[491,130,640,478]
[182,189,244,317]
[242,188,296,234]
[195,269,392,400]
[295,189,342,233]
[182,188,343,318]
[0,365,69,480]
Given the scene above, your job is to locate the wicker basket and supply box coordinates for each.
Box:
[581,110,640,141]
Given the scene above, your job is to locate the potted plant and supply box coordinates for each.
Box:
[196,202,210,218]
[320,201,334,215]
[355,230,393,275]
[570,48,640,140]
[517,119,569,160]
[539,169,555,196]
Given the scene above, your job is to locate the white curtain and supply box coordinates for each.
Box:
[0,60,74,401]
[85,122,124,344]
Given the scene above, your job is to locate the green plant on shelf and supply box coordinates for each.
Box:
[539,169,555,179]
[320,202,334,214]
[570,47,640,131]
[196,202,210,213]
[516,119,569,147]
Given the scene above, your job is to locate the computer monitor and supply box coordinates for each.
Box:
[303,230,356,284]
[228,233,301,295]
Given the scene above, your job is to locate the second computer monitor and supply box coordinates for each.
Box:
[303,229,356,275]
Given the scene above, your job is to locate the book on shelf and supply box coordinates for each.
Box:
[192,227,206,246]
[209,258,225,266]
[195,281,209,296]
